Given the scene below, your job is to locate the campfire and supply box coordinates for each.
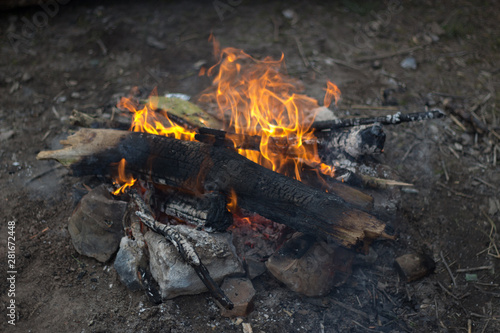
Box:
[37,38,443,316]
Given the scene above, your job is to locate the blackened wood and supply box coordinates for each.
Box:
[316,125,385,159]
[197,126,385,159]
[37,129,393,250]
[312,109,445,131]
[151,187,232,232]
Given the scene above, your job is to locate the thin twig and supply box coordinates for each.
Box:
[437,182,473,199]
[441,159,450,182]
[440,251,457,287]
[448,145,460,159]
[30,227,49,240]
[330,299,369,320]
[351,320,380,332]
[355,44,428,62]
[437,281,459,300]
[294,36,310,68]
[481,318,491,333]
[448,114,468,131]
[474,177,498,190]
[456,266,493,273]
[401,142,419,162]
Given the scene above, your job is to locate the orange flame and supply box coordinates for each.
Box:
[112,158,137,195]
[324,80,342,108]
[199,44,339,180]
[117,39,340,187]
[118,88,196,141]
[226,189,238,213]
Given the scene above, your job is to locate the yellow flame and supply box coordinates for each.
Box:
[118,88,196,141]
[199,43,339,181]
[112,158,137,195]
[117,39,340,187]
[324,80,342,108]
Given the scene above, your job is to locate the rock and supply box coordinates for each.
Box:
[394,253,436,282]
[266,233,354,297]
[218,277,256,317]
[400,57,417,70]
[68,185,126,262]
[146,36,167,50]
[242,322,253,333]
[0,129,15,142]
[21,72,32,82]
[488,197,499,216]
[114,236,148,291]
[145,225,244,300]
[244,257,267,280]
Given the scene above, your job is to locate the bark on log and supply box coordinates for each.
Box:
[37,128,394,251]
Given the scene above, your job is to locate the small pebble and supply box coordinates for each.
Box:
[400,57,417,70]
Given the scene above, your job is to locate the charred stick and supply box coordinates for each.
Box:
[312,109,445,131]
[316,125,385,159]
[197,126,385,159]
[131,191,234,309]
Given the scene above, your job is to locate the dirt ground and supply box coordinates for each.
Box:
[1,1,499,332]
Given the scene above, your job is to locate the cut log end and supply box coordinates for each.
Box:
[36,128,128,165]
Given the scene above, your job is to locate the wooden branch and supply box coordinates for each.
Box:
[37,128,394,251]
[312,109,445,131]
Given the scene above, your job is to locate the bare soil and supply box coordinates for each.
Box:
[1,1,499,332]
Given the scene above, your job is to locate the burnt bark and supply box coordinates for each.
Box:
[38,129,393,250]
[151,187,232,232]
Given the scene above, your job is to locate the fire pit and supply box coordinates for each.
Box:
[37,38,442,316]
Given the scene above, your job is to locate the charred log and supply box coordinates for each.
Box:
[316,125,385,159]
[37,128,394,251]
[196,125,385,160]
[312,109,445,131]
[151,186,232,232]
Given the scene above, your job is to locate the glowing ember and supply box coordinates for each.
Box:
[112,158,137,195]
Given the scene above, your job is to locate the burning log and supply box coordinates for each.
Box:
[37,128,394,251]
[196,125,385,160]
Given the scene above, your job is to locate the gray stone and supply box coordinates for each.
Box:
[68,185,126,262]
[145,225,244,300]
[400,57,417,70]
[218,277,255,318]
[114,236,148,291]
[266,233,354,297]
